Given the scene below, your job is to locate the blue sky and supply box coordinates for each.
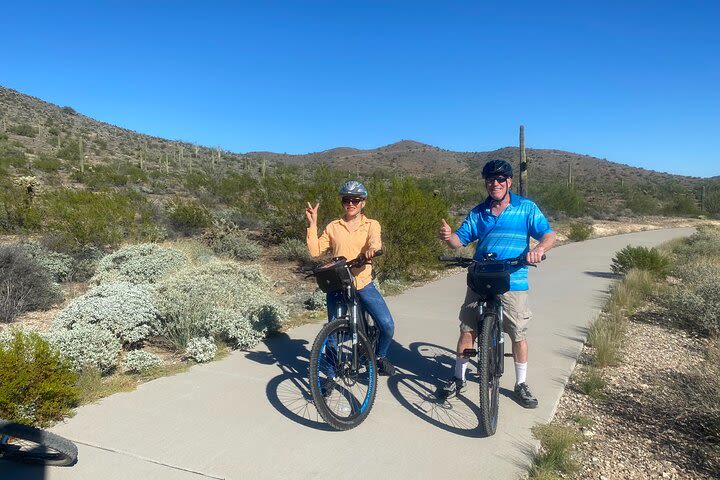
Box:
[2,1,719,177]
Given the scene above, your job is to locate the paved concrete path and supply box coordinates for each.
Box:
[1,228,694,480]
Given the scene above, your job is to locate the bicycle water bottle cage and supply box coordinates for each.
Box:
[313,257,354,293]
[467,262,511,299]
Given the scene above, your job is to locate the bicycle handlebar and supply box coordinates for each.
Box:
[303,249,385,274]
[438,253,546,268]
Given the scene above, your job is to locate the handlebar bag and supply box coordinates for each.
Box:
[313,259,354,293]
[466,263,511,299]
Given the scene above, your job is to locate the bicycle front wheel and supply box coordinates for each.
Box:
[478,313,501,436]
[0,420,78,466]
[309,319,378,430]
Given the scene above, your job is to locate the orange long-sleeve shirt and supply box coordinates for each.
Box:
[306,214,382,290]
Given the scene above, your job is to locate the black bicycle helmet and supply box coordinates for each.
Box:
[482,159,513,178]
[339,180,368,199]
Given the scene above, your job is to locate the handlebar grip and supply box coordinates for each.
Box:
[374,249,384,258]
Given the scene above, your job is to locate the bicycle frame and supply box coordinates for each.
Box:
[478,297,505,377]
[331,266,376,371]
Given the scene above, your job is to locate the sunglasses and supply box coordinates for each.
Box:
[342,197,364,205]
[485,175,509,184]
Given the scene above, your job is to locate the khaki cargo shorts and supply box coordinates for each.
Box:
[458,288,532,342]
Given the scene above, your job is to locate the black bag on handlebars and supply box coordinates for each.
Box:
[313,258,354,293]
[466,263,511,299]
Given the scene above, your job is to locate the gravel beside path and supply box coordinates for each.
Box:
[550,316,719,479]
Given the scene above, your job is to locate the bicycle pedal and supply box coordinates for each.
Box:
[504,353,514,357]
[462,348,477,358]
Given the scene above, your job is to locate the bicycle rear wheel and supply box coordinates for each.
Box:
[0,420,78,466]
[477,313,500,436]
[309,319,377,430]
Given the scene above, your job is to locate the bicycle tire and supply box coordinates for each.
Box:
[309,319,377,430]
[477,313,500,436]
[0,419,78,466]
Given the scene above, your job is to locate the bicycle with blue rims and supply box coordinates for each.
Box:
[307,251,383,430]
[439,252,544,436]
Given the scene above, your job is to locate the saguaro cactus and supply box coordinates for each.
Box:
[519,125,528,196]
[79,138,85,173]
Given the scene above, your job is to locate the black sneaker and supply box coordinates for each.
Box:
[438,377,467,399]
[321,377,337,398]
[377,357,396,376]
[514,382,539,408]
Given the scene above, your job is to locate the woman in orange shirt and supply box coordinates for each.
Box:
[305,180,396,376]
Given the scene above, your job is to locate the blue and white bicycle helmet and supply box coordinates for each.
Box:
[339,180,368,199]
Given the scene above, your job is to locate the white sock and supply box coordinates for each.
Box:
[515,362,527,386]
[455,357,469,381]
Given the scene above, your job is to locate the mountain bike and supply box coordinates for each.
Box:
[307,251,383,430]
[439,252,544,436]
[0,418,78,466]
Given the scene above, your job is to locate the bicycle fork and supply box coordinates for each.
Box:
[463,301,505,377]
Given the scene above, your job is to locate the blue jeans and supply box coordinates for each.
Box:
[326,282,395,358]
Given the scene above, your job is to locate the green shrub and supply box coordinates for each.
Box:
[274,238,312,262]
[41,189,157,249]
[587,314,625,367]
[625,190,660,215]
[91,243,188,285]
[53,282,157,346]
[662,195,700,216]
[167,199,212,235]
[535,185,585,217]
[365,177,449,280]
[0,181,41,232]
[0,245,63,323]
[529,424,583,478]
[46,322,121,374]
[567,223,593,242]
[610,245,671,277]
[72,163,148,189]
[33,154,62,173]
[121,350,162,373]
[56,139,80,161]
[201,219,262,260]
[8,124,38,138]
[0,329,78,426]
[575,367,606,399]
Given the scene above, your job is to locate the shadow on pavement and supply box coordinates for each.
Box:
[583,271,622,280]
[387,341,490,438]
[0,461,47,479]
[246,332,333,431]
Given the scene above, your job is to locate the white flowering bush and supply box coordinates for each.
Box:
[205,308,266,349]
[121,350,162,373]
[18,241,73,282]
[154,261,288,350]
[53,282,157,345]
[303,289,327,311]
[46,322,121,374]
[91,243,188,285]
[185,337,216,363]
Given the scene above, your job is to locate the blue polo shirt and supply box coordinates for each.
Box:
[455,192,552,291]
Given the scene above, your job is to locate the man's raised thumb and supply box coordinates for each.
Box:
[441,218,450,227]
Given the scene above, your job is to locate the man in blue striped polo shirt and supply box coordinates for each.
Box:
[438,159,556,408]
